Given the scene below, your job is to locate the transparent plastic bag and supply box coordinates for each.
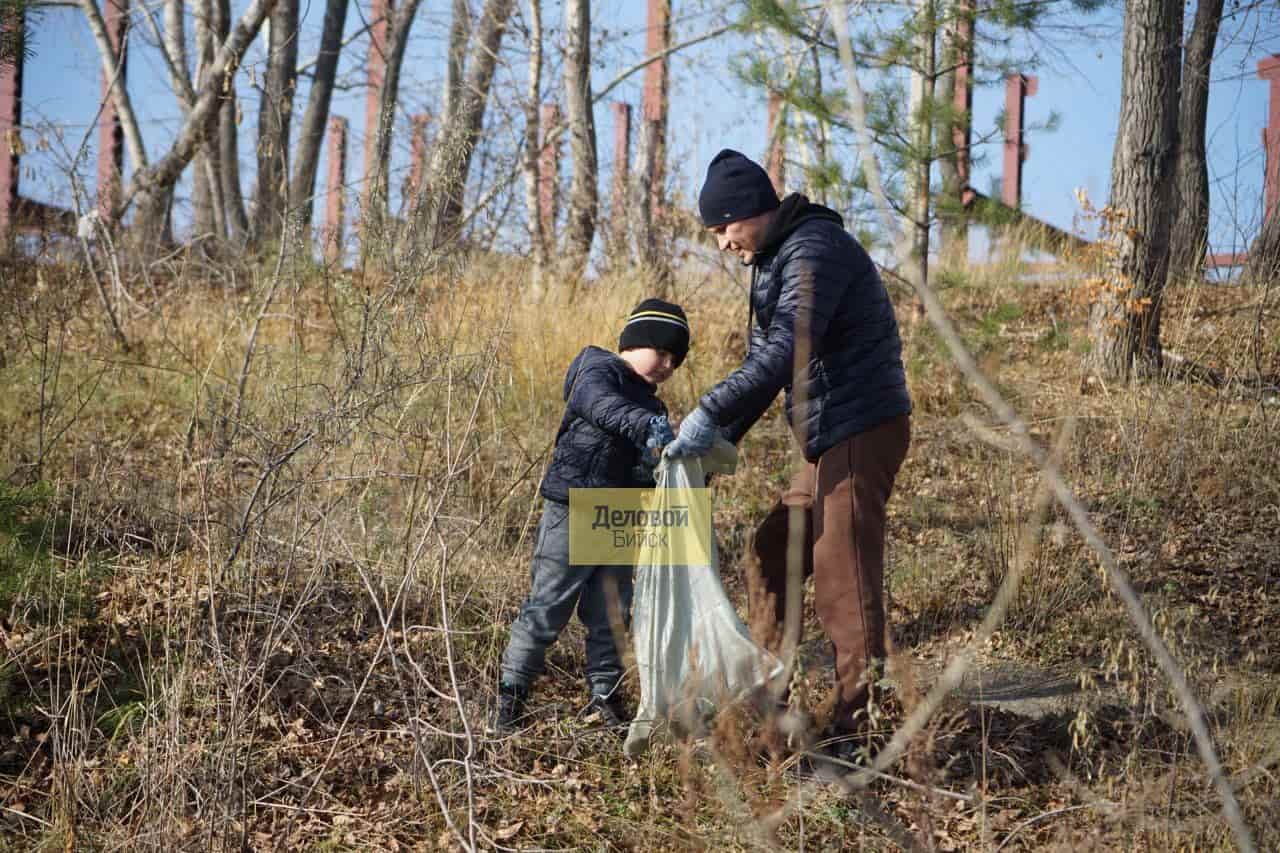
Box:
[624,439,781,757]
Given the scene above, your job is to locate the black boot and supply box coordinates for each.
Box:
[584,690,630,729]
[489,682,529,735]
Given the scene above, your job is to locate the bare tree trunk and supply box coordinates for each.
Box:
[192,0,218,238]
[907,0,935,289]
[365,0,424,227]
[216,0,250,243]
[1167,0,1223,284]
[78,0,158,238]
[443,0,470,129]
[156,0,191,244]
[1088,0,1182,380]
[631,116,670,293]
[191,0,226,239]
[288,0,347,231]
[1243,207,1280,285]
[162,0,191,104]
[522,0,545,281]
[421,0,516,248]
[810,43,829,206]
[113,0,277,229]
[80,0,146,177]
[781,37,813,197]
[937,0,972,254]
[562,0,597,273]
[252,0,298,246]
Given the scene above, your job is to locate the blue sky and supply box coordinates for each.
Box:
[13,1,1278,257]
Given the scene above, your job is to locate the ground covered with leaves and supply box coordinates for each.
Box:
[1,250,1278,850]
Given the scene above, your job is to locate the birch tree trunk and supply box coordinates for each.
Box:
[252,0,298,246]
[192,0,225,239]
[420,0,516,248]
[522,0,546,282]
[288,0,347,230]
[1167,0,1223,283]
[1087,0,1182,380]
[113,0,277,232]
[562,0,598,273]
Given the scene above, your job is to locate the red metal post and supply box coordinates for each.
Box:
[642,0,670,210]
[1205,252,1248,270]
[363,0,390,215]
[324,116,348,263]
[0,10,21,243]
[539,102,560,240]
[1259,55,1280,224]
[952,0,975,190]
[1002,73,1037,209]
[766,90,785,195]
[611,101,631,214]
[98,0,128,222]
[406,112,429,206]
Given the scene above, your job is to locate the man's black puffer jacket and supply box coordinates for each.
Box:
[540,346,666,504]
[700,194,911,462]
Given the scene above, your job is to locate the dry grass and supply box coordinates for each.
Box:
[0,239,1278,850]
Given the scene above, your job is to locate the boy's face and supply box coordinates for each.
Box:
[620,347,677,386]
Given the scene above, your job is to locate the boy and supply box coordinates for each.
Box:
[492,298,690,735]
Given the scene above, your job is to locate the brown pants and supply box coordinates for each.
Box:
[749,414,910,732]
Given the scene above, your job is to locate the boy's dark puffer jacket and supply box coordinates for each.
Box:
[540,346,667,504]
[699,194,912,462]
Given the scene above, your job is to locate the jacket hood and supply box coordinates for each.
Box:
[563,345,635,400]
[757,193,845,258]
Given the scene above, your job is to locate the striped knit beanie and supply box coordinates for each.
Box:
[619,298,691,367]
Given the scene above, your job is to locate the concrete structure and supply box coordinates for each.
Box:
[0,10,21,244]
[324,116,348,263]
[98,0,128,223]
[1002,73,1037,209]
[1259,55,1280,224]
[539,103,560,241]
[407,112,429,208]
[641,0,670,210]
[611,101,631,227]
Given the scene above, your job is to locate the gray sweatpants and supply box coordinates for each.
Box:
[500,500,634,695]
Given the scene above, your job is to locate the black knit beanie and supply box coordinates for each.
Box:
[698,149,780,227]
[619,299,691,367]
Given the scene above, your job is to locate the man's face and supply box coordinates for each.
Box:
[708,211,773,265]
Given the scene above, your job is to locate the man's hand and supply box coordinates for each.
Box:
[663,407,716,459]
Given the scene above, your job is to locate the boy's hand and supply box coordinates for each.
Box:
[663,407,716,459]
[643,415,675,464]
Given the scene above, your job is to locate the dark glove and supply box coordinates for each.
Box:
[642,415,675,465]
[632,415,674,484]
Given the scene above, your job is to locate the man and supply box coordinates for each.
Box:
[665,149,912,751]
